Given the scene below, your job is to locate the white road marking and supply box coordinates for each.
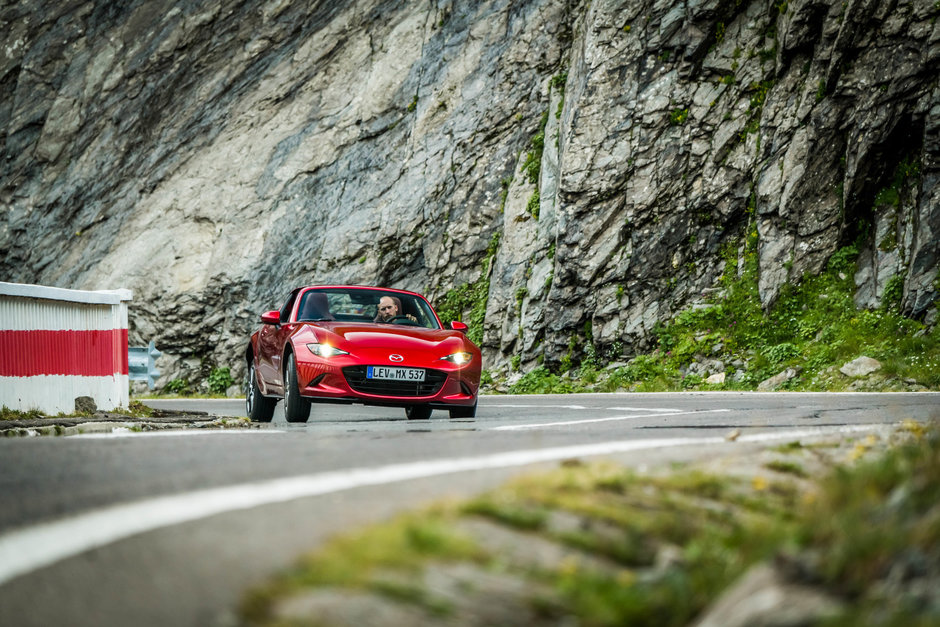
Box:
[488,404,588,409]
[609,406,682,412]
[0,424,883,587]
[488,405,680,412]
[492,408,731,430]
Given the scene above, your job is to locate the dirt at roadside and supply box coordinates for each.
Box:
[0,409,255,436]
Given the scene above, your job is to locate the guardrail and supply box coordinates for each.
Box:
[0,281,133,414]
[128,340,161,390]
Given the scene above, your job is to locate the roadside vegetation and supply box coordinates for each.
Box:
[0,400,156,425]
[139,366,237,399]
[241,421,939,626]
[499,228,939,394]
[0,406,44,421]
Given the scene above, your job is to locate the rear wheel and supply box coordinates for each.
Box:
[449,401,477,419]
[246,363,276,423]
[283,352,311,423]
[405,405,432,420]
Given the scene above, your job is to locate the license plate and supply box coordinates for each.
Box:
[367,366,425,382]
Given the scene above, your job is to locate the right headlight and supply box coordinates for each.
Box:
[439,351,473,365]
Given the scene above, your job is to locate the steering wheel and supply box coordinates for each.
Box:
[388,315,420,326]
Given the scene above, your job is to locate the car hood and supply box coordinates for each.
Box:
[308,322,474,350]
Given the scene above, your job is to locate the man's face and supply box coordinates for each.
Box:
[378,297,398,320]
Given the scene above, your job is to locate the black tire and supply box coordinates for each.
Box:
[449,401,477,419]
[246,363,276,423]
[405,405,432,420]
[283,352,311,423]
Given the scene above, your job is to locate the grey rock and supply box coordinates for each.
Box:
[693,563,843,627]
[74,396,97,414]
[1,0,937,381]
[840,356,882,378]
[758,368,800,391]
[689,359,725,378]
[705,372,726,385]
[270,588,429,627]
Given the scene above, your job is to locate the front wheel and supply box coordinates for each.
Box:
[405,405,432,420]
[283,352,311,423]
[246,363,276,423]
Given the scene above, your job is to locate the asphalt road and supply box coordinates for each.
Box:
[0,392,937,626]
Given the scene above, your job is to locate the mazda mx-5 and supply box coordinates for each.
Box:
[245,285,482,422]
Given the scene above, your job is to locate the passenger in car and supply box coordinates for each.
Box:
[299,292,335,321]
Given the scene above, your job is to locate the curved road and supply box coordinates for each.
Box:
[0,392,936,626]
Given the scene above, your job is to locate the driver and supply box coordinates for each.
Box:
[374,296,417,323]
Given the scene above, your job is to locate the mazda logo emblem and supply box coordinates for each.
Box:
[389,354,404,362]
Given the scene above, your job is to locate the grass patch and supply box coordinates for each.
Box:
[241,509,486,623]
[763,459,808,478]
[109,400,155,418]
[521,110,549,185]
[2,402,155,420]
[798,428,940,599]
[771,440,805,453]
[495,227,938,393]
[509,366,580,394]
[463,498,548,531]
[242,424,939,626]
[1,406,44,421]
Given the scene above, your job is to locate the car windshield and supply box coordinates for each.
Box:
[296,288,441,329]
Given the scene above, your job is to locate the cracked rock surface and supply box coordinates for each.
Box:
[1,0,937,380]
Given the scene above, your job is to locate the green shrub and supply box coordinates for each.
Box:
[881,274,904,313]
[762,342,800,365]
[503,236,938,392]
[509,367,579,394]
[164,378,190,395]
[669,108,688,125]
[208,367,235,395]
[526,190,540,219]
[521,111,549,184]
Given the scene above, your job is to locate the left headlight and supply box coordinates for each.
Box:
[307,343,349,358]
[439,351,473,365]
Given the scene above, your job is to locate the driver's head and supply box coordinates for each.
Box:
[378,296,398,319]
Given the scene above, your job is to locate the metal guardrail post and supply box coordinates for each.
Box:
[128,340,161,390]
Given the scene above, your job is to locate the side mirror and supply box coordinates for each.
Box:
[260,310,281,325]
[450,321,468,333]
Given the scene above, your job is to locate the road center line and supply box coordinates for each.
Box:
[609,407,682,413]
[488,404,588,409]
[0,424,882,587]
[492,408,731,430]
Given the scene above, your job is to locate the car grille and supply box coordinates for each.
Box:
[342,366,447,397]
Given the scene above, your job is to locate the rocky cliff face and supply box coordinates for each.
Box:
[2,0,938,384]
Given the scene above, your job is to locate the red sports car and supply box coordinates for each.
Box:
[244,285,482,422]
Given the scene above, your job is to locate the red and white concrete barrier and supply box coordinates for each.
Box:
[0,282,133,414]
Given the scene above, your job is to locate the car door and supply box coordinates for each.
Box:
[257,289,300,394]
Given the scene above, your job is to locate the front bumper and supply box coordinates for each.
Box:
[295,359,478,407]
